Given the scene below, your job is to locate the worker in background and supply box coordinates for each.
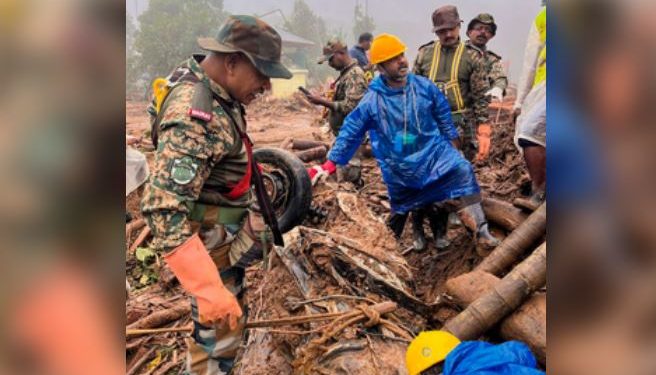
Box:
[411,5,492,251]
[141,15,292,375]
[513,6,546,211]
[307,34,499,252]
[349,32,374,73]
[466,13,508,102]
[303,38,368,185]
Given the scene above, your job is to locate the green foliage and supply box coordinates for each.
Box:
[133,0,228,80]
[283,0,327,49]
[352,2,375,42]
[133,247,159,287]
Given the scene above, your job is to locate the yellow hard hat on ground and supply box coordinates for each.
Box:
[406,331,461,375]
[370,33,407,65]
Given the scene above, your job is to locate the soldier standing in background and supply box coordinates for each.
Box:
[303,38,368,185]
[466,13,508,102]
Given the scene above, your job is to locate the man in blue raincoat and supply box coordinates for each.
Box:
[308,33,499,250]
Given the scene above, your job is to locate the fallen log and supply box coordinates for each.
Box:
[445,270,546,364]
[295,145,328,162]
[127,303,190,330]
[280,137,330,151]
[443,242,546,341]
[482,197,529,231]
[129,226,151,253]
[126,218,146,239]
[291,139,330,151]
[476,203,546,276]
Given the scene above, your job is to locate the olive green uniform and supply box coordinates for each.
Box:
[412,40,490,160]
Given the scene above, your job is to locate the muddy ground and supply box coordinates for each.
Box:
[125,92,529,374]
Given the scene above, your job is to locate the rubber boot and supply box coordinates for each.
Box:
[458,203,500,251]
[387,213,408,239]
[428,207,450,249]
[411,210,427,251]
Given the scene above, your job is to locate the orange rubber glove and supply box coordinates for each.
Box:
[164,234,242,328]
[476,123,492,161]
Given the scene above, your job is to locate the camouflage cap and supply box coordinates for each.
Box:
[198,15,292,79]
[467,13,497,35]
[317,38,347,64]
[432,5,463,32]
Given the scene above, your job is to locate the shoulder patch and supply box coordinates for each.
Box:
[188,82,213,122]
[418,40,436,51]
[170,156,198,185]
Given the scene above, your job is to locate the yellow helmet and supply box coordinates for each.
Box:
[406,331,461,375]
[370,33,407,65]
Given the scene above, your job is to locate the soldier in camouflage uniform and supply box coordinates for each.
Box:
[466,13,508,102]
[412,5,491,162]
[141,15,292,375]
[411,5,493,251]
[303,38,368,184]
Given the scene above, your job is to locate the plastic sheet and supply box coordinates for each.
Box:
[444,341,544,375]
[126,147,149,196]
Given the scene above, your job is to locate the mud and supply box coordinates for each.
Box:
[125,94,538,374]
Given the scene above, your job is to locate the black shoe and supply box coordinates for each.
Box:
[428,207,450,249]
[411,210,427,251]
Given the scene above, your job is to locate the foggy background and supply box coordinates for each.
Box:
[126,0,542,82]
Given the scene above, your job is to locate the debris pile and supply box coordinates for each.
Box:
[125,91,544,374]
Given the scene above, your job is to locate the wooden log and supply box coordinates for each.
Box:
[476,203,546,276]
[128,226,151,253]
[443,242,546,341]
[482,197,529,231]
[292,139,330,151]
[295,145,328,162]
[445,270,546,364]
[127,303,190,330]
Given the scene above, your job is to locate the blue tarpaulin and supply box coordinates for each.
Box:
[443,341,545,375]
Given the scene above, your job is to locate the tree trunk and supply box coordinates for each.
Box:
[482,197,529,231]
[443,242,546,342]
[476,203,546,276]
[295,145,328,162]
[445,270,546,364]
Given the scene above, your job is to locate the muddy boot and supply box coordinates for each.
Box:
[513,190,545,212]
[387,213,408,239]
[458,203,500,252]
[411,210,427,251]
[428,207,450,250]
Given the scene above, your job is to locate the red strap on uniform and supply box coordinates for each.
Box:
[224,136,253,200]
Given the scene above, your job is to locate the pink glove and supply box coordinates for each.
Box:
[307,160,336,185]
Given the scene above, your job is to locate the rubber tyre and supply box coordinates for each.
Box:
[253,148,312,233]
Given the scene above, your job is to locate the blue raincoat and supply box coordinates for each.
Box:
[328,73,480,213]
[443,341,544,375]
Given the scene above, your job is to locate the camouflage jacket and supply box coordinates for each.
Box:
[412,40,490,125]
[465,40,508,93]
[141,55,252,251]
[328,61,368,134]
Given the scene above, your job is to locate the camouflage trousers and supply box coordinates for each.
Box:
[453,113,478,161]
[185,209,271,375]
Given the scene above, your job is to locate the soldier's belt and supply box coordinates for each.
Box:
[187,202,248,226]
